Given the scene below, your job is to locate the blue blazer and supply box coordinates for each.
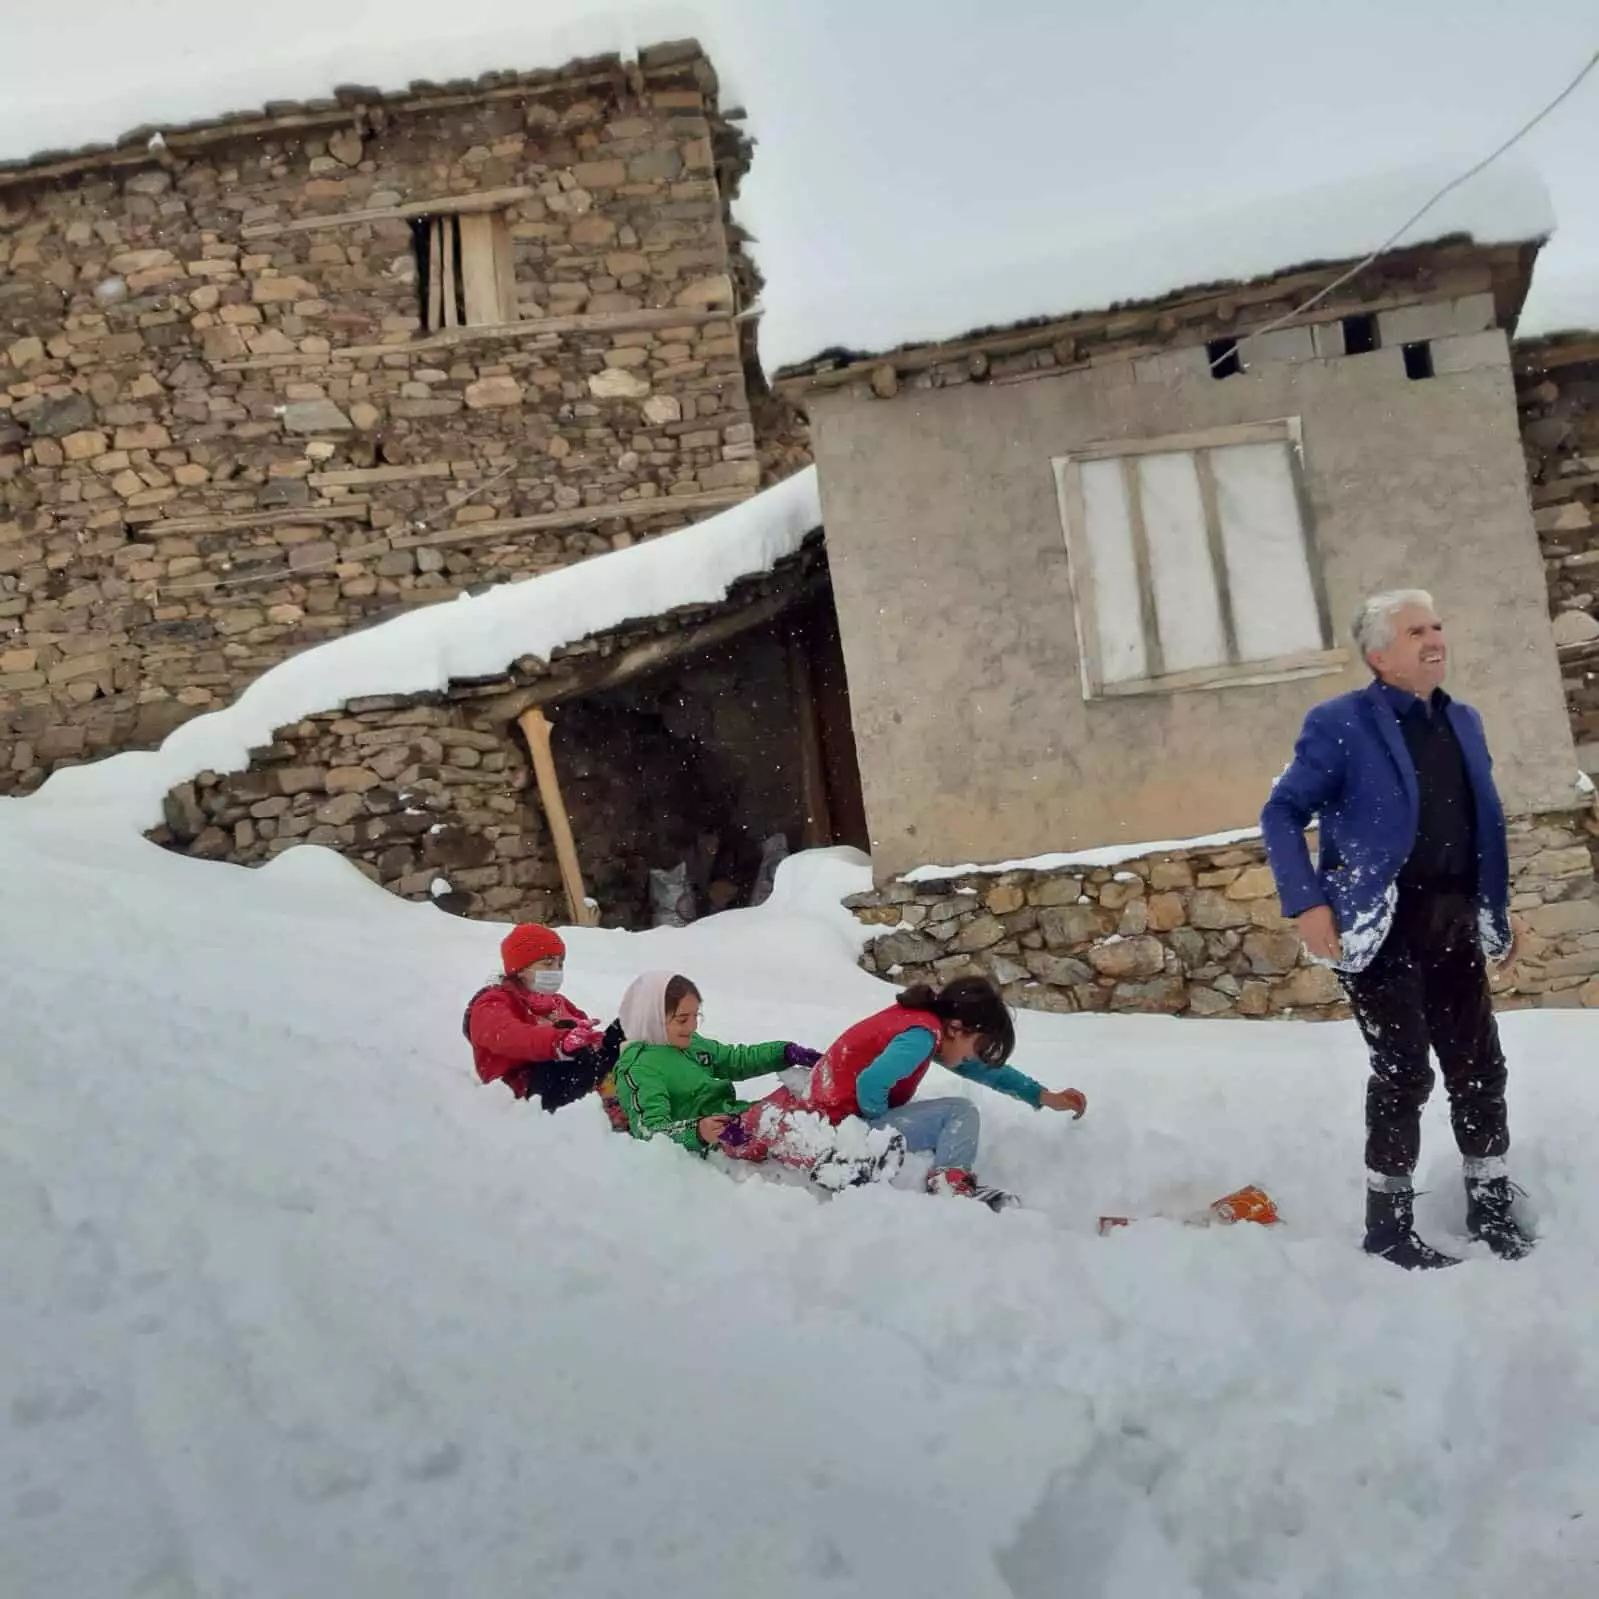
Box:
[1260,681,1511,972]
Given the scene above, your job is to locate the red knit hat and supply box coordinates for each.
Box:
[501,923,565,974]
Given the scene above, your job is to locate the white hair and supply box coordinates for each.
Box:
[1351,589,1435,658]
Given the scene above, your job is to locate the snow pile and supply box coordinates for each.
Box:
[5,797,1599,1597]
[766,157,1557,371]
[35,466,820,830]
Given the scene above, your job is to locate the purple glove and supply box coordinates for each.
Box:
[783,1043,821,1068]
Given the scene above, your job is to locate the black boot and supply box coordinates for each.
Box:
[1363,1186,1460,1270]
[1466,1175,1535,1260]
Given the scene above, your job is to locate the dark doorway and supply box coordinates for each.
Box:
[545,590,867,929]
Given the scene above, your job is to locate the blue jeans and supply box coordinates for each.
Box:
[870,1097,980,1172]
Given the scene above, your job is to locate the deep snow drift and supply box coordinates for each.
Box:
[5,799,1599,1598]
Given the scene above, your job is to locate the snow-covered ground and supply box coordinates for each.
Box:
[6,793,1599,1598]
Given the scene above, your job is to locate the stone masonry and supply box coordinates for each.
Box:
[847,810,1599,1018]
[148,539,824,926]
[1519,336,1599,766]
[0,43,783,793]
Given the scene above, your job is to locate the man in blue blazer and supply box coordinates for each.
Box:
[1261,589,1531,1269]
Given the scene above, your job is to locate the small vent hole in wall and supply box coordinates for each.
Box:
[1403,341,1435,381]
[1342,313,1379,354]
[1207,337,1241,379]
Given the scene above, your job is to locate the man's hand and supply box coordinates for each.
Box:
[697,1115,732,1143]
[1499,914,1526,972]
[1295,905,1342,963]
[1040,1088,1087,1118]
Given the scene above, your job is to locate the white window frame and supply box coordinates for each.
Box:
[1052,418,1346,700]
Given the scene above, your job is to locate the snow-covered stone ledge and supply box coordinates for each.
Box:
[847,809,1599,1021]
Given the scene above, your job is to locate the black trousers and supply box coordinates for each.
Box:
[536,1020,625,1114]
[1341,890,1509,1178]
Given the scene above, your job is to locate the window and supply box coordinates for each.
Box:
[1206,337,1241,379]
[411,211,517,332]
[1342,313,1379,355]
[1053,420,1342,699]
[1402,341,1435,381]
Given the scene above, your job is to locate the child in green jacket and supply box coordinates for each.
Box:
[614,971,903,1187]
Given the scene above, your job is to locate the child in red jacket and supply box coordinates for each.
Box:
[463,924,626,1126]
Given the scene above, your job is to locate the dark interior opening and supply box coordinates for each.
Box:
[409,215,464,330]
[1207,337,1242,379]
[1403,340,1435,381]
[1341,313,1379,355]
[546,593,868,930]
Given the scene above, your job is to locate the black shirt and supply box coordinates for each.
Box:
[1379,682,1477,894]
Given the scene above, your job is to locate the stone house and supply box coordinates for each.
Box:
[0,41,800,794]
[777,232,1599,1018]
[13,39,1599,1015]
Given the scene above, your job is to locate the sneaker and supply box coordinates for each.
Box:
[1466,1175,1535,1260]
[927,1167,1019,1213]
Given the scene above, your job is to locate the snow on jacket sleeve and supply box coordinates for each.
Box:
[468,988,566,1066]
[1260,704,1347,918]
[952,1059,1045,1107]
[855,1027,938,1118]
[691,1035,790,1083]
[615,1054,706,1153]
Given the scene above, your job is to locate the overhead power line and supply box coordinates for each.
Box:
[1213,44,1599,370]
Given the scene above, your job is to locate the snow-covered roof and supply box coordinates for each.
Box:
[30,467,822,828]
[1,6,1595,370]
[772,159,1555,375]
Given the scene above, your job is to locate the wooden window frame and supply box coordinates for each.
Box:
[1053,418,1345,701]
[417,209,518,332]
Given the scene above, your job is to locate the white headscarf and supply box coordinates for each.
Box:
[618,970,678,1047]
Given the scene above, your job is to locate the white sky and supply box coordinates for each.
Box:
[1,0,1595,365]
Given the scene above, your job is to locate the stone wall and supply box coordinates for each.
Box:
[847,809,1599,1017]
[1518,338,1599,765]
[148,542,825,926]
[0,44,774,793]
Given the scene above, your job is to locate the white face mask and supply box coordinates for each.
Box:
[527,968,564,995]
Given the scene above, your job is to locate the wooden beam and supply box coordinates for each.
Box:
[1075,419,1296,462]
[386,487,752,551]
[308,461,455,488]
[426,218,444,334]
[146,499,373,535]
[1517,337,1599,373]
[480,585,807,724]
[241,186,536,239]
[458,212,505,327]
[516,707,599,927]
[1089,645,1350,699]
[788,622,833,848]
[438,215,459,329]
[210,307,722,371]
[492,212,519,324]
